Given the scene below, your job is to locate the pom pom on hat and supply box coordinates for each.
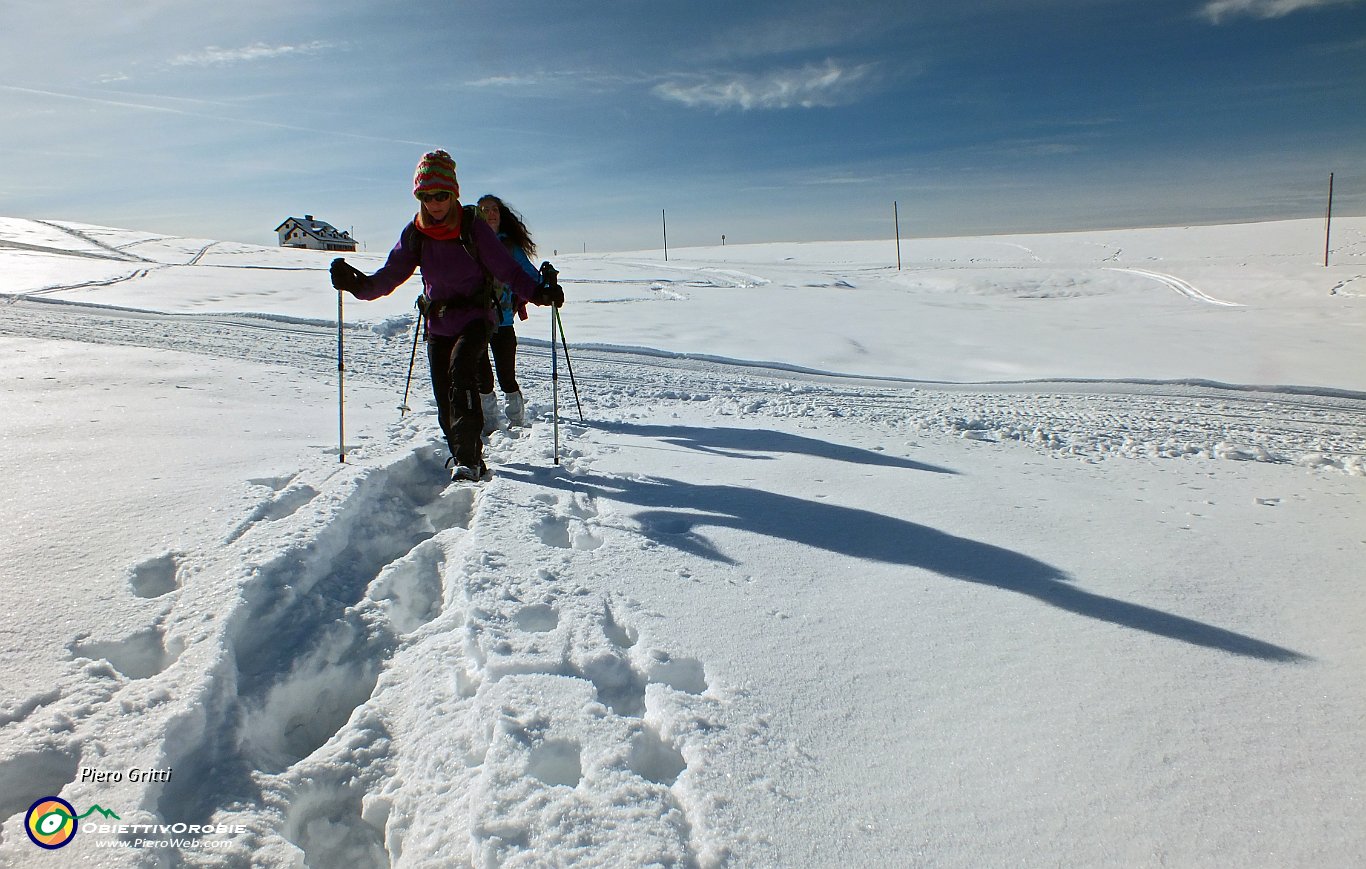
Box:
[413,149,459,198]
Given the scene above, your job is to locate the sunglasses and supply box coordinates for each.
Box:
[416,191,451,203]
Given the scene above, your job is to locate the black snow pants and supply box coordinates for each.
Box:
[427,319,490,467]
[477,325,520,395]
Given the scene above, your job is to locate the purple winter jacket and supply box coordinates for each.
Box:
[355,214,541,337]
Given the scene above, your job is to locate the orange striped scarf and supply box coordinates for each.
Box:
[415,208,464,241]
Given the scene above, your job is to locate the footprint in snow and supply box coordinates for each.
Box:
[69,625,183,680]
[224,483,320,543]
[0,749,81,827]
[643,651,708,696]
[514,603,560,633]
[628,725,686,786]
[366,538,447,635]
[128,551,184,598]
[527,738,583,787]
[247,473,295,492]
[533,493,605,550]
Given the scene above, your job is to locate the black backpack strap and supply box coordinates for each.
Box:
[458,205,500,310]
[458,205,487,276]
[401,220,423,262]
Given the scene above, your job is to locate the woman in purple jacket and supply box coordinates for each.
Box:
[330,150,563,481]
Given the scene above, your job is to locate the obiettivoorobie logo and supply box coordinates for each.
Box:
[24,797,120,849]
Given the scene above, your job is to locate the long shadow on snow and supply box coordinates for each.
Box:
[503,466,1306,663]
[596,422,958,475]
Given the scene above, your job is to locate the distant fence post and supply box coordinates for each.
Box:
[1324,172,1334,268]
[894,201,902,270]
[662,209,669,262]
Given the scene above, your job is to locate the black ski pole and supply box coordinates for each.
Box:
[553,306,585,424]
[400,298,424,416]
[337,290,346,462]
[550,294,560,465]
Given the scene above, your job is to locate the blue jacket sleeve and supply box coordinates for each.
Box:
[474,219,540,302]
[511,245,539,281]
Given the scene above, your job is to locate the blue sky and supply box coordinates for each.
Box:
[2,0,1363,253]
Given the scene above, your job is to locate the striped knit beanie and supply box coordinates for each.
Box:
[413,149,459,198]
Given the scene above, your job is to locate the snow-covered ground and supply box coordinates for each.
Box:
[0,215,1363,867]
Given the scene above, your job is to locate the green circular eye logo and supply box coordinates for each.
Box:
[26,797,78,849]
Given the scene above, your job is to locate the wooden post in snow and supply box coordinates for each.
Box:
[894,201,902,270]
[1325,172,1334,268]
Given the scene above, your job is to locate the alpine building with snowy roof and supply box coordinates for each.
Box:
[275,215,358,252]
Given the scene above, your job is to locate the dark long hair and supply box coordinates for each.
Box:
[477,195,536,258]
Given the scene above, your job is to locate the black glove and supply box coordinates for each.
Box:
[330,258,370,296]
[535,261,564,308]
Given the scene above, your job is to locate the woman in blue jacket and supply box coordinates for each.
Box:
[476,194,540,432]
[330,150,562,481]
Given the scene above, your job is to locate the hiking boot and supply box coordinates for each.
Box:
[450,461,487,483]
[505,390,525,427]
[480,392,499,435]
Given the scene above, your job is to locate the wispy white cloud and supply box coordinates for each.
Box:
[995,139,1086,158]
[466,73,568,89]
[468,74,542,88]
[168,41,340,67]
[1200,0,1360,23]
[0,84,432,148]
[654,60,875,111]
[464,70,653,94]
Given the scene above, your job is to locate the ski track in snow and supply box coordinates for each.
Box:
[608,261,770,290]
[31,219,159,264]
[1104,266,1244,307]
[18,267,162,297]
[186,241,219,266]
[1329,274,1363,297]
[1,294,1362,473]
